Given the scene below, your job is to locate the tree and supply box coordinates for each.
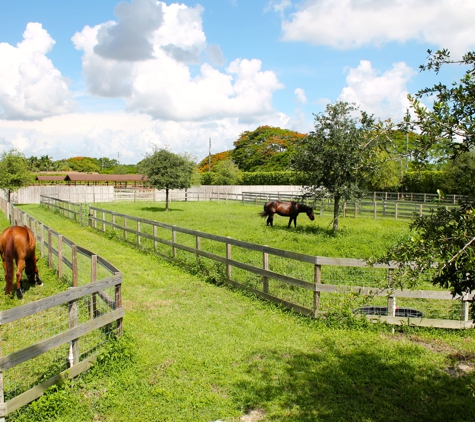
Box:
[69,157,101,173]
[138,148,195,211]
[292,101,388,231]
[378,204,475,298]
[197,150,231,173]
[28,155,57,172]
[377,50,475,309]
[0,149,34,202]
[408,49,475,157]
[211,159,242,185]
[231,126,305,172]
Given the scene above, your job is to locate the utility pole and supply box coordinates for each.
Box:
[405,109,410,172]
[208,138,211,172]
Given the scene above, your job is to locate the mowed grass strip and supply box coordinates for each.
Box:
[9,203,475,422]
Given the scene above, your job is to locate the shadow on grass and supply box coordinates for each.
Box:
[141,207,184,213]
[233,338,475,421]
[263,223,335,236]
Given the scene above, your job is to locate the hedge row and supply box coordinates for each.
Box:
[402,171,452,194]
[199,171,304,186]
[199,169,456,194]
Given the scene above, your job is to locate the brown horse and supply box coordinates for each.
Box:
[0,226,42,299]
[260,201,315,228]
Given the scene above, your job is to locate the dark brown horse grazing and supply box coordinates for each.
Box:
[260,201,315,228]
[0,226,42,299]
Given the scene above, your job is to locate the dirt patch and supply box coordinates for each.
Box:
[240,409,266,422]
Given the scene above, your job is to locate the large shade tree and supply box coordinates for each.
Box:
[378,50,475,309]
[0,149,33,202]
[292,101,389,231]
[231,126,305,172]
[138,148,195,211]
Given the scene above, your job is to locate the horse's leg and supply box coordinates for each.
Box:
[2,258,11,295]
[267,214,274,226]
[15,258,24,299]
[288,215,297,228]
[34,257,42,286]
[26,257,42,286]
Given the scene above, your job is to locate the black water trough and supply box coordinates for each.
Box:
[354,306,424,318]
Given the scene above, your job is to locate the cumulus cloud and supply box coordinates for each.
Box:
[294,87,307,104]
[266,0,292,18]
[338,60,416,121]
[0,111,294,163]
[281,0,475,55]
[72,1,283,122]
[0,22,74,121]
[94,0,164,61]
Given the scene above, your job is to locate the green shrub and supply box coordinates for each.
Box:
[402,170,451,193]
[240,171,304,185]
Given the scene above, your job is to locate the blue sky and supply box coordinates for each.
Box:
[0,0,474,164]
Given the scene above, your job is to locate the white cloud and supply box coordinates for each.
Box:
[281,0,475,55]
[294,87,307,104]
[266,0,292,18]
[338,60,416,121]
[0,110,292,164]
[94,0,164,62]
[0,23,74,120]
[72,1,283,122]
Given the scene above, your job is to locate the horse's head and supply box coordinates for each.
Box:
[306,208,315,221]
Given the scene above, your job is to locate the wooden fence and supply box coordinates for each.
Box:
[240,191,464,205]
[40,192,461,226]
[84,204,473,330]
[0,202,123,419]
[239,192,460,220]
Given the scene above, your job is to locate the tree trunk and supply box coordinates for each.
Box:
[165,188,169,211]
[333,194,340,232]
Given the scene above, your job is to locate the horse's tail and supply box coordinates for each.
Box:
[260,201,274,218]
[3,234,14,291]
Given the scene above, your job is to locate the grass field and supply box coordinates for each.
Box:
[7,202,475,421]
[90,200,411,258]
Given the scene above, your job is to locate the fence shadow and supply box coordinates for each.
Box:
[140,206,184,213]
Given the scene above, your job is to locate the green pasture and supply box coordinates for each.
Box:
[91,200,410,259]
[6,202,475,421]
[87,201,455,319]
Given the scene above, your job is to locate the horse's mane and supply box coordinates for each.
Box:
[296,202,313,212]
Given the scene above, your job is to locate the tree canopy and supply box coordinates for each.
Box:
[197,151,231,173]
[0,149,34,202]
[378,50,475,309]
[209,159,242,185]
[292,101,389,231]
[409,49,475,158]
[138,148,195,211]
[231,126,305,172]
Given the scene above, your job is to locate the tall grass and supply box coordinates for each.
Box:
[8,203,475,422]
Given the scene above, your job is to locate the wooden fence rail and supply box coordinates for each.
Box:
[239,192,459,220]
[85,205,474,330]
[0,201,123,419]
[41,192,461,226]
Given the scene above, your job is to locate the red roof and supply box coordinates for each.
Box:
[65,174,146,182]
[36,176,66,181]
[36,173,147,182]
